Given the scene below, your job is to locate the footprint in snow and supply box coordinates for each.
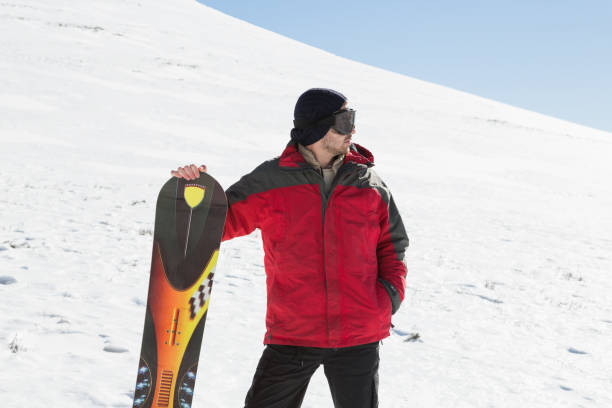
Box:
[457,290,503,304]
[568,347,588,355]
[0,276,17,285]
[104,345,129,353]
[9,240,30,249]
[474,294,503,304]
[132,297,146,306]
[403,333,422,342]
[391,327,422,343]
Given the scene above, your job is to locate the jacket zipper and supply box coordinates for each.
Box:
[311,165,349,345]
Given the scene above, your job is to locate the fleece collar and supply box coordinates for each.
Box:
[297,143,345,172]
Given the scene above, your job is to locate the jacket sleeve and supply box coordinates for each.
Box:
[376,191,409,314]
[222,171,264,242]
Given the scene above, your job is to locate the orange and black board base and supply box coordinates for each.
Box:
[133,173,227,408]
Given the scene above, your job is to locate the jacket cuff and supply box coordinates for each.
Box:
[378,278,401,314]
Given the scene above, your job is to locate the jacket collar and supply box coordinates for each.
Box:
[279,141,374,169]
[344,143,374,166]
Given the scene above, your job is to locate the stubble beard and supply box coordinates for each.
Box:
[323,134,351,156]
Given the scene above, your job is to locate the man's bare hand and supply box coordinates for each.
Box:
[170,164,207,180]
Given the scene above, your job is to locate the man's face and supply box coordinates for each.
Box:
[321,103,355,156]
[322,127,355,156]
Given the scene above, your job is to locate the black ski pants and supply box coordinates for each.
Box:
[244,341,379,408]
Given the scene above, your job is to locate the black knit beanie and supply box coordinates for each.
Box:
[290,88,347,146]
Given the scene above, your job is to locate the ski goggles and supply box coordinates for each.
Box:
[293,108,356,135]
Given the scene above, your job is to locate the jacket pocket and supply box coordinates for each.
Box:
[375,280,392,329]
[378,277,401,314]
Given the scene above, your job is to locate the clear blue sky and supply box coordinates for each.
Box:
[198,0,612,133]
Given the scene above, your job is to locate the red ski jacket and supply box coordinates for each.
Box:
[222,142,408,348]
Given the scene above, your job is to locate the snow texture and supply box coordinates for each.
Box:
[1,0,611,407]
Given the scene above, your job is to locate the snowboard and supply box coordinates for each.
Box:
[133,173,227,408]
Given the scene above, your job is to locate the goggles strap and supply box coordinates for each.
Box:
[293,115,335,129]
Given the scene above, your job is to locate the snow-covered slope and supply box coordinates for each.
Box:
[1,1,611,407]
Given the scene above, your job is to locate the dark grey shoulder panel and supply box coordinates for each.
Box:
[225,158,319,206]
[337,165,391,203]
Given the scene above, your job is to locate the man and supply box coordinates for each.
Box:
[172,88,408,408]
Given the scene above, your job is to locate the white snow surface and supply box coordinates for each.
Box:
[1,1,612,407]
